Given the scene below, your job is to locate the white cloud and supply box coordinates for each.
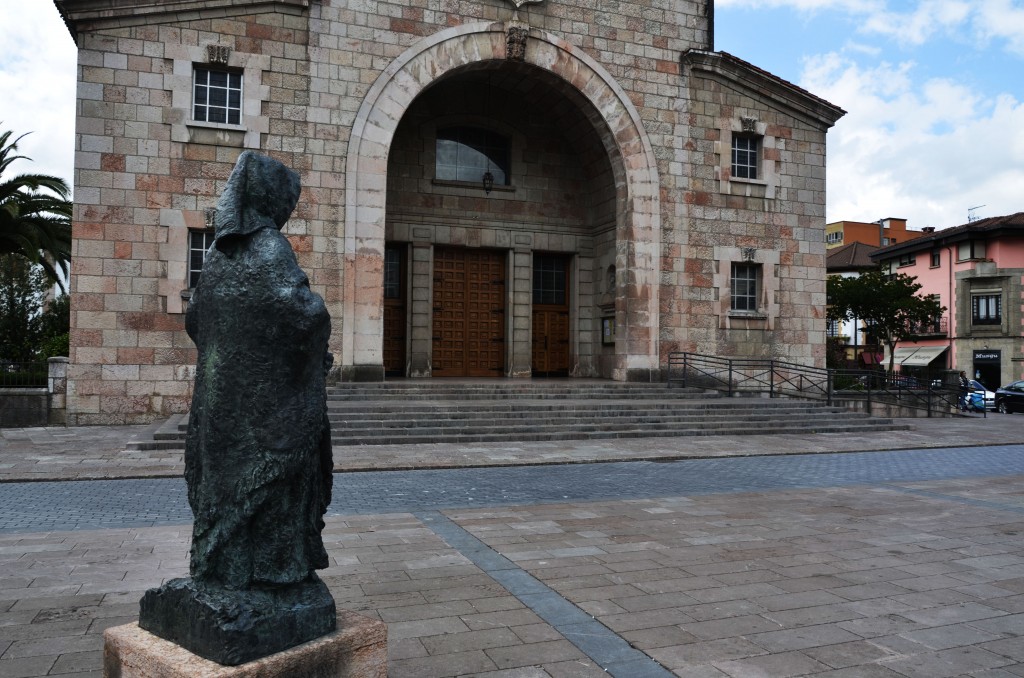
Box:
[0,5,77,189]
[973,0,1024,55]
[716,0,885,12]
[720,0,1024,56]
[803,54,1024,227]
[861,0,972,45]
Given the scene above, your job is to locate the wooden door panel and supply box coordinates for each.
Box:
[532,310,571,376]
[432,248,505,377]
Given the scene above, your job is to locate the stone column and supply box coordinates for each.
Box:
[509,248,532,377]
[408,243,432,377]
[47,357,69,426]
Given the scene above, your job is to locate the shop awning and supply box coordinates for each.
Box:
[899,346,949,367]
[891,347,919,364]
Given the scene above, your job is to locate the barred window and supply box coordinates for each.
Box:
[533,254,568,306]
[972,293,1001,325]
[384,247,402,300]
[193,67,242,125]
[189,230,215,288]
[731,262,759,311]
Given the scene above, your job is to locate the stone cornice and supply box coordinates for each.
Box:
[55,0,309,39]
[682,49,846,130]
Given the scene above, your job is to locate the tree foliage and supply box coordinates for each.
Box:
[0,128,72,292]
[827,269,945,374]
[0,254,69,363]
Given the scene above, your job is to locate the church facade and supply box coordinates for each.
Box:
[57,0,844,424]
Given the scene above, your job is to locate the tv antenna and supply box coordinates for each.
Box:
[968,205,986,223]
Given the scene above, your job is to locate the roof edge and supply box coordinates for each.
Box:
[869,212,1024,260]
[56,0,309,35]
[682,49,846,129]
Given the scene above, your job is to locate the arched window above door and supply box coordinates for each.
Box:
[435,126,510,185]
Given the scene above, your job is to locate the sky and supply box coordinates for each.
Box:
[1,2,1021,231]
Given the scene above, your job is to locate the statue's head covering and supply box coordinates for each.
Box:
[214,151,301,240]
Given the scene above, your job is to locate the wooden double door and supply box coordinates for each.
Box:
[432,247,506,377]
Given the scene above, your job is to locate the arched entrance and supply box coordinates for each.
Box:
[342,22,660,381]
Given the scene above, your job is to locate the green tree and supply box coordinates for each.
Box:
[0,128,72,292]
[37,293,70,359]
[827,270,945,375]
[0,253,48,362]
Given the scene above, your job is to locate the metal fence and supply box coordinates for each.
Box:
[667,352,978,418]
[0,362,48,388]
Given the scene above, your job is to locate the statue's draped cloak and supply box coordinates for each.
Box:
[184,155,332,590]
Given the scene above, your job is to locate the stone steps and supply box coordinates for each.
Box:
[126,380,908,450]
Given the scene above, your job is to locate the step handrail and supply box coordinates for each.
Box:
[666,352,966,417]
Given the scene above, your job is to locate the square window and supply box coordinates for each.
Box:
[730,262,759,311]
[193,67,243,126]
[189,230,215,288]
[731,135,759,180]
[972,293,1001,326]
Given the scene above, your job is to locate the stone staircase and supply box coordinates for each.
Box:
[129,380,907,450]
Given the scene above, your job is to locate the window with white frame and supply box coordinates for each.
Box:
[193,67,242,125]
[730,262,760,311]
[188,230,215,288]
[972,293,1001,326]
[731,135,759,180]
[958,240,986,261]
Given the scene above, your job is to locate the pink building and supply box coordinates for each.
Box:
[870,213,1024,389]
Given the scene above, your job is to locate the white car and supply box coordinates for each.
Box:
[968,380,996,410]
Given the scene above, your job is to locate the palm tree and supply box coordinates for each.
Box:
[0,128,72,292]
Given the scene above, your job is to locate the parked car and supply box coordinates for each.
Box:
[968,380,996,410]
[995,380,1024,414]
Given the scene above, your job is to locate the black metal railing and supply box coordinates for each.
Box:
[909,316,948,336]
[667,352,979,418]
[0,362,48,388]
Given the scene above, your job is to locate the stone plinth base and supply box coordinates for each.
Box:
[139,575,336,665]
[103,610,386,678]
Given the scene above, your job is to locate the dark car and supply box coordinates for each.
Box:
[995,380,1024,414]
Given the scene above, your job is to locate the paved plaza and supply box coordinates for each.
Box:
[2,413,1024,677]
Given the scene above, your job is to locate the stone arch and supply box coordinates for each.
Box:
[342,22,660,381]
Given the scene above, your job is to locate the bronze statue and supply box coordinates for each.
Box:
[138,152,336,665]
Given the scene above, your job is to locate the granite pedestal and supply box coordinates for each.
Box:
[103,610,386,678]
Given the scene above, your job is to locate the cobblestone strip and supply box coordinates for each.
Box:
[6,445,1024,534]
[415,510,676,678]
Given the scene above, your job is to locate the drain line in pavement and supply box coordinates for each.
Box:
[415,510,675,678]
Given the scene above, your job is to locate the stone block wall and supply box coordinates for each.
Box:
[61,0,841,422]
[664,51,841,364]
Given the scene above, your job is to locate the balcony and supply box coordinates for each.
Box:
[909,316,948,337]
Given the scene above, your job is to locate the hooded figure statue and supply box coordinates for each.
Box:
[138,151,336,665]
